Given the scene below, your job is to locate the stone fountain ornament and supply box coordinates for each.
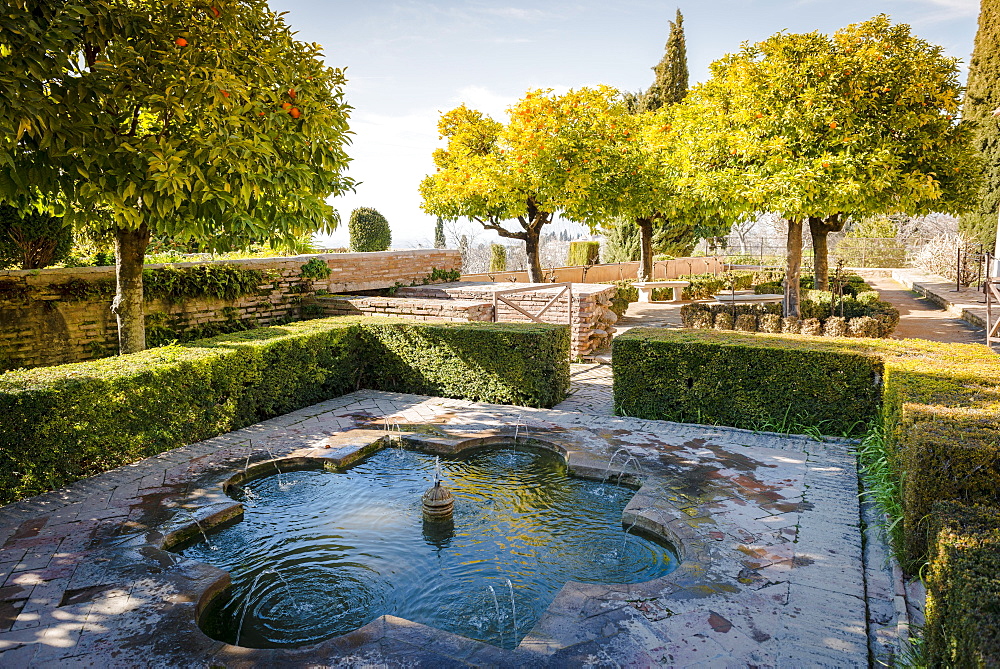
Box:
[422,456,454,521]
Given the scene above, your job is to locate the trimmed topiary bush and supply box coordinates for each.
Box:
[823,316,847,337]
[713,312,733,330]
[759,313,781,334]
[567,241,600,266]
[800,318,822,336]
[848,316,880,338]
[0,317,570,504]
[348,207,392,252]
[781,316,800,334]
[734,313,757,332]
[490,243,507,272]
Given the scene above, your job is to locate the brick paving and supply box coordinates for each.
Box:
[0,389,889,667]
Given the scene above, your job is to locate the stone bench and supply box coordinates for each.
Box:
[634,281,690,303]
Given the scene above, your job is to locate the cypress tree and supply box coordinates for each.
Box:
[434,216,446,248]
[640,9,689,112]
[961,0,1000,249]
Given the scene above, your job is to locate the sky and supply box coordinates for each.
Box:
[267,0,981,249]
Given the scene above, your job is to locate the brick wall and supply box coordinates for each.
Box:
[0,250,461,371]
[397,282,619,358]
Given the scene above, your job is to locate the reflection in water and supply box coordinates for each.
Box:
[180,446,677,650]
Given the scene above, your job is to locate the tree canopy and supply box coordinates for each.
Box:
[1,0,355,352]
[420,87,631,282]
[673,14,980,313]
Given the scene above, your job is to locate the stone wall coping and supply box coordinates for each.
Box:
[0,249,461,281]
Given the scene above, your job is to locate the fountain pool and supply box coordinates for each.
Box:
[177,444,678,650]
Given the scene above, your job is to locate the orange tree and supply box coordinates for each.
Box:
[1,0,355,353]
[674,15,979,313]
[584,105,731,280]
[420,87,638,283]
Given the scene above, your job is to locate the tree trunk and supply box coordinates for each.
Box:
[808,214,845,291]
[637,217,654,281]
[524,226,543,283]
[809,216,830,292]
[784,218,803,318]
[112,222,150,355]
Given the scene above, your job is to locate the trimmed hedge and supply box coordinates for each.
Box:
[0,317,570,505]
[925,502,1000,667]
[612,329,882,436]
[680,295,899,338]
[567,241,600,266]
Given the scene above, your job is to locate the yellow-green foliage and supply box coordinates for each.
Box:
[925,501,1000,667]
[567,241,600,266]
[0,317,570,505]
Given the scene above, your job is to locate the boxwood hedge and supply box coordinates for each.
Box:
[925,502,1000,667]
[0,316,569,505]
[612,328,883,436]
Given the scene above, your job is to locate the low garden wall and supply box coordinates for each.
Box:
[611,328,1000,666]
[397,282,619,357]
[0,316,570,505]
[460,256,724,284]
[0,250,461,371]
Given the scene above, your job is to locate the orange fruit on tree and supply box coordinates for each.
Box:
[281,102,292,110]
[289,107,301,118]
[175,37,188,46]
[829,121,838,129]
[210,6,220,17]
[288,89,296,99]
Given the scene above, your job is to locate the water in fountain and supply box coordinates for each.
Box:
[180,510,218,551]
[259,442,287,489]
[181,446,677,650]
[236,569,270,646]
[601,448,633,484]
[506,578,518,647]
[488,585,502,645]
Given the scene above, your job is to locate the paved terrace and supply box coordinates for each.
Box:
[0,389,900,668]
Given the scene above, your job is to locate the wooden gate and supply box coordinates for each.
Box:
[492,282,573,325]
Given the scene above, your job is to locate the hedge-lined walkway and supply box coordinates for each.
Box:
[0,389,888,667]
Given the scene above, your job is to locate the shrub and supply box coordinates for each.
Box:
[0,317,570,504]
[612,329,882,436]
[823,316,847,337]
[348,207,392,252]
[759,313,782,333]
[567,241,600,266]
[0,204,73,269]
[490,243,507,272]
[800,318,822,336]
[925,502,1000,667]
[713,312,733,330]
[781,316,800,334]
[734,313,757,332]
[847,316,880,338]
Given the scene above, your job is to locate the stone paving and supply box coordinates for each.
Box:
[0,388,890,667]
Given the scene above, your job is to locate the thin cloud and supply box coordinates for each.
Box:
[479,7,549,21]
